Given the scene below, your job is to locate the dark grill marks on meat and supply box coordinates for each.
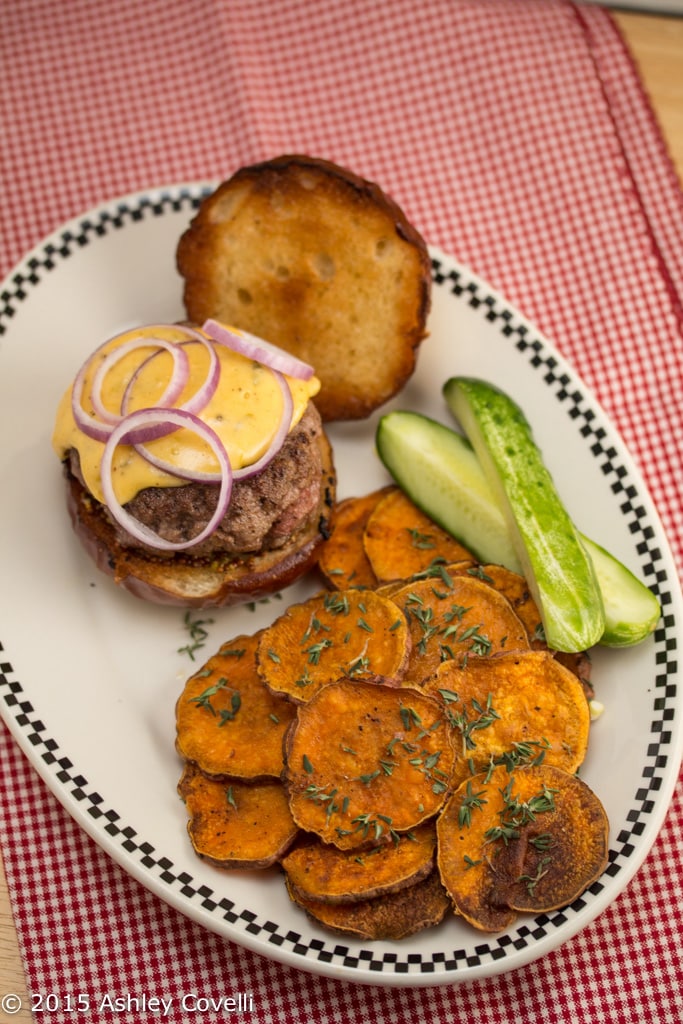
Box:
[68,404,325,559]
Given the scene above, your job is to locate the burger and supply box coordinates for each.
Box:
[52,320,336,607]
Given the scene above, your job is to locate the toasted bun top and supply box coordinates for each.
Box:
[177,155,432,421]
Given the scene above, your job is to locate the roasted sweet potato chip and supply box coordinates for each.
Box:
[423,649,590,785]
[174,484,609,940]
[178,763,298,869]
[391,574,530,686]
[284,679,455,849]
[363,488,474,583]
[176,631,296,780]
[257,589,410,702]
[282,823,436,904]
[436,763,609,931]
[286,869,450,940]
[317,488,393,590]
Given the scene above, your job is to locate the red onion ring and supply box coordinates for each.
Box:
[100,407,233,551]
[202,318,315,381]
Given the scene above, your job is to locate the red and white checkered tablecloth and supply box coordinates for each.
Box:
[1,1,682,1021]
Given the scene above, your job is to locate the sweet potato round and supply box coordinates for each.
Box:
[256,588,410,703]
[176,631,296,781]
[451,563,544,643]
[423,649,590,784]
[284,679,455,849]
[286,869,450,940]
[436,763,609,931]
[178,764,298,869]
[391,574,530,686]
[282,823,436,904]
[363,487,474,583]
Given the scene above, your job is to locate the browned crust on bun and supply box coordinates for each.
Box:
[177,155,432,422]
[64,429,336,608]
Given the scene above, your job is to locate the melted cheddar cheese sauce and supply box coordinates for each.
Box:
[52,324,320,505]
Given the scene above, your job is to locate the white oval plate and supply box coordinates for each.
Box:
[1,184,681,987]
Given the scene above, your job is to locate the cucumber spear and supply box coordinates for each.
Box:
[442,377,607,652]
[376,405,659,650]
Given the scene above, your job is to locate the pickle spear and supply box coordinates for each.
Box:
[443,377,605,653]
[376,406,660,649]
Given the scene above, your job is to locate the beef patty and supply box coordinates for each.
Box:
[68,403,325,559]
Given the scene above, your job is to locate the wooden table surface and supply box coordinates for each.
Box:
[1,9,682,1020]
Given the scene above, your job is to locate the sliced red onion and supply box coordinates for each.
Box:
[72,325,207,443]
[100,407,233,551]
[202,318,315,381]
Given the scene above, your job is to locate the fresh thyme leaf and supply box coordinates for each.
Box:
[466,566,494,584]
[399,705,422,730]
[530,832,554,852]
[450,693,500,752]
[491,738,551,772]
[410,558,454,588]
[217,691,241,726]
[458,780,488,827]
[188,677,228,715]
[219,647,246,659]
[306,638,333,664]
[407,527,436,550]
[323,592,350,615]
[518,855,553,895]
[484,781,558,847]
[346,654,370,677]
[533,622,546,643]
[443,603,470,623]
[295,668,314,689]
[178,610,214,660]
